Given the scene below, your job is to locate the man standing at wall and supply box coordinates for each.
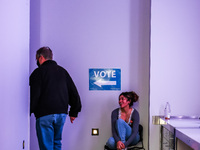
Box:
[30,46,82,150]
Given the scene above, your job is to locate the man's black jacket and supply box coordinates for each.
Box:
[30,60,81,119]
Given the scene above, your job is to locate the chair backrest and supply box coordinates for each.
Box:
[138,124,143,141]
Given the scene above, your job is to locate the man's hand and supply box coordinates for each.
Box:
[70,117,76,123]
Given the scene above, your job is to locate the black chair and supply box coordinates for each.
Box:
[126,124,145,150]
[104,124,145,150]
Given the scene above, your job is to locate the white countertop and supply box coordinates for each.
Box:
[176,128,200,143]
[166,118,200,128]
[176,128,200,150]
[158,116,200,149]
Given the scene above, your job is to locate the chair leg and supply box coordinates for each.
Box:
[127,147,145,150]
[104,145,117,150]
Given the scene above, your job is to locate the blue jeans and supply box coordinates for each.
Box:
[106,119,140,149]
[36,114,67,150]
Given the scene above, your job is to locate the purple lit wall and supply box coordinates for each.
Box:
[0,0,30,149]
[30,0,150,150]
[150,0,200,149]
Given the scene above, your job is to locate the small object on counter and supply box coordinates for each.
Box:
[164,102,171,120]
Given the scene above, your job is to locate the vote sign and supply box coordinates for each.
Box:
[89,68,121,90]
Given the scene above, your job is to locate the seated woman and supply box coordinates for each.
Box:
[106,91,140,150]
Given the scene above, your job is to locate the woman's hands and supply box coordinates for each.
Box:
[116,141,125,150]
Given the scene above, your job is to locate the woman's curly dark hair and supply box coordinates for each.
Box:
[119,91,139,106]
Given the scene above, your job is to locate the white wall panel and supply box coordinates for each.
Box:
[150,0,200,149]
[0,0,30,149]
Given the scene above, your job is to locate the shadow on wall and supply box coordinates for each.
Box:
[30,0,41,73]
[129,0,151,150]
[30,1,41,150]
[30,116,39,150]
